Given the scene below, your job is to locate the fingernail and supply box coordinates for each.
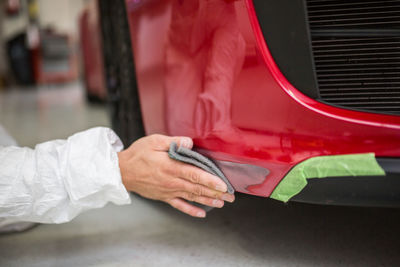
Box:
[215,184,227,192]
[179,139,186,148]
[222,194,235,203]
[180,137,192,148]
[212,199,224,208]
[196,211,206,218]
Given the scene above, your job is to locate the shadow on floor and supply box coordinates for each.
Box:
[154,193,400,266]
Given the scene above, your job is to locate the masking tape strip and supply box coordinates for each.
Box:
[270,153,386,202]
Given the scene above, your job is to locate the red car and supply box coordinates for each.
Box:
[87,0,400,206]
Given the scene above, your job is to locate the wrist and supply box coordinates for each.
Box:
[118,150,129,190]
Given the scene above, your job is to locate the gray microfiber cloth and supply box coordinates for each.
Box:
[168,142,235,194]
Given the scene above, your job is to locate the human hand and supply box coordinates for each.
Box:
[118,134,235,218]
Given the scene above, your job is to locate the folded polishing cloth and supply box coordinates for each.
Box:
[168,142,235,194]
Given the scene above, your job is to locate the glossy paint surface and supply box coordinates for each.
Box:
[125,0,400,197]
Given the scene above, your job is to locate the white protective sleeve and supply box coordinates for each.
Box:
[0,127,131,224]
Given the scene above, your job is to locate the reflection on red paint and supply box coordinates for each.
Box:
[165,0,245,136]
[126,0,400,197]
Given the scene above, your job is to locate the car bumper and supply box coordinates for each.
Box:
[292,158,400,207]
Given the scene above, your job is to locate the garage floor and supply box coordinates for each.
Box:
[0,83,399,267]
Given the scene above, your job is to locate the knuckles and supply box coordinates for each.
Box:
[193,184,203,196]
[187,170,200,184]
[187,192,196,202]
[148,134,168,148]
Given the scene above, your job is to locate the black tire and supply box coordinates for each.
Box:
[98,0,145,146]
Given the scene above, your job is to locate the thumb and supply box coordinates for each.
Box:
[150,134,193,151]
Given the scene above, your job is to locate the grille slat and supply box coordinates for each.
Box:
[317,71,400,77]
[314,47,400,54]
[308,0,400,9]
[307,0,400,29]
[311,21,400,28]
[308,5,400,15]
[307,0,400,115]
[322,96,400,101]
[312,40,400,46]
[315,62,400,69]
[319,82,400,87]
[315,47,400,53]
[315,56,400,63]
[324,103,400,108]
[309,15,400,24]
[320,88,400,92]
[317,67,400,74]
[319,77,400,82]
[315,52,400,59]
[322,91,400,96]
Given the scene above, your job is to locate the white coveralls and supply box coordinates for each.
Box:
[0,125,131,228]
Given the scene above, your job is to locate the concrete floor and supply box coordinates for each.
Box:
[0,83,400,266]
[0,83,109,148]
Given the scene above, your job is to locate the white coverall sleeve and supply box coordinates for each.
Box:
[0,127,131,224]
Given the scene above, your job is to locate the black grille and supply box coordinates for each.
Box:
[307,0,400,115]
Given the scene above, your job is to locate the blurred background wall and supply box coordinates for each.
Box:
[0,0,88,88]
[0,0,109,147]
[37,0,86,37]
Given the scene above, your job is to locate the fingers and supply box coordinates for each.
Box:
[168,198,206,218]
[175,162,228,192]
[149,134,193,151]
[177,192,225,208]
[149,135,228,193]
[177,178,235,203]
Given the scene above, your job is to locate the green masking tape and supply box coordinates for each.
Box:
[270,153,385,202]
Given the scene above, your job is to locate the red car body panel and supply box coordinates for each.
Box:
[125,0,400,197]
[79,1,107,100]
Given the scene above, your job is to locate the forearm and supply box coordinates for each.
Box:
[0,127,131,224]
